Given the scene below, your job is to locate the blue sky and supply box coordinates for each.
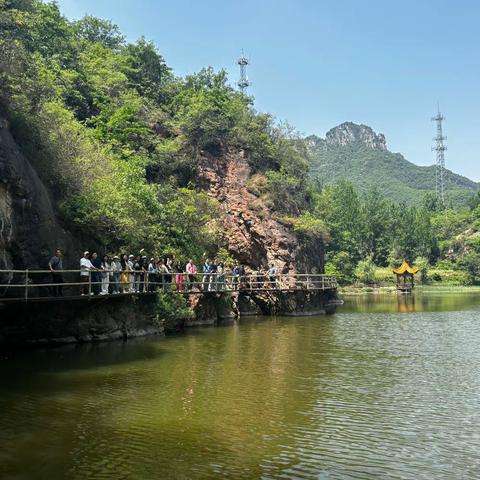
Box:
[58,0,480,180]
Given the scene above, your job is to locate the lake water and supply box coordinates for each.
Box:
[1,290,480,479]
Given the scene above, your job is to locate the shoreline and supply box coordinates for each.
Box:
[339,284,480,295]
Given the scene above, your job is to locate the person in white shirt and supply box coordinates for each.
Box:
[100,255,110,295]
[128,255,135,292]
[110,256,122,293]
[80,251,94,295]
[268,264,278,289]
[148,258,158,292]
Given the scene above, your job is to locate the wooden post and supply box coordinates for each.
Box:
[24,269,29,302]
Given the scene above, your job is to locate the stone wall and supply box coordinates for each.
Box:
[0,289,339,346]
[0,296,164,346]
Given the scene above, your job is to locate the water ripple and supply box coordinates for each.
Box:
[1,301,480,479]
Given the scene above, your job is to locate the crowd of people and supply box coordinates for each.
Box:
[48,249,279,297]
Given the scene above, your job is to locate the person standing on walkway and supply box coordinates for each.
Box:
[133,255,142,293]
[120,254,129,293]
[148,258,158,292]
[90,252,102,295]
[165,257,173,290]
[186,259,197,290]
[202,259,211,292]
[155,258,162,288]
[175,263,185,292]
[232,264,241,291]
[101,254,110,295]
[166,256,173,274]
[80,251,94,295]
[140,255,148,292]
[128,255,135,292]
[48,249,64,296]
[208,260,218,292]
[217,262,225,291]
[110,255,121,294]
[268,263,278,289]
[159,259,169,290]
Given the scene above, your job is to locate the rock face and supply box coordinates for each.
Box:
[0,116,80,271]
[0,113,324,275]
[0,296,164,345]
[0,118,331,345]
[325,122,387,150]
[196,150,324,274]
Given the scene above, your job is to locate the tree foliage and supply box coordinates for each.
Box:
[2,1,478,283]
[311,179,480,284]
[0,0,310,260]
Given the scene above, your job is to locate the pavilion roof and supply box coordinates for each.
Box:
[392,261,419,275]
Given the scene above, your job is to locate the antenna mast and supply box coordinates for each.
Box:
[237,50,250,93]
[432,107,447,206]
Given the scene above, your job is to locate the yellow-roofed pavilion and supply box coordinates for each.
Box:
[392,261,418,292]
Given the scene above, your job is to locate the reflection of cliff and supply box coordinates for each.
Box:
[141,316,337,476]
[196,150,324,273]
[0,313,339,477]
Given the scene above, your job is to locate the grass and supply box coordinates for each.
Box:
[339,284,480,296]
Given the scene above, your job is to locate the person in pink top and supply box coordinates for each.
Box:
[186,259,197,290]
[175,262,184,292]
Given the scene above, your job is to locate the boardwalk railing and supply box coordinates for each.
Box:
[0,269,337,303]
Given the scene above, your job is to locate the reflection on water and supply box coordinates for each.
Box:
[1,291,480,479]
[342,289,480,314]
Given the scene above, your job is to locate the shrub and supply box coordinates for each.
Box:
[326,251,356,284]
[414,256,430,284]
[354,258,376,285]
[457,251,480,285]
[154,290,193,324]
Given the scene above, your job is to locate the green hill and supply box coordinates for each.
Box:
[307,122,479,205]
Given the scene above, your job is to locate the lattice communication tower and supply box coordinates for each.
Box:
[237,50,250,93]
[432,108,447,205]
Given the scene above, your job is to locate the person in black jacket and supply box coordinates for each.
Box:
[48,249,64,296]
[133,255,142,293]
[90,252,102,295]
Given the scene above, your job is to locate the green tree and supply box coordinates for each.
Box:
[359,188,392,265]
[354,258,376,284]
[414,256,429,284]
[123,37,172,102]
[74,15,125,49]
[458,252,480,285]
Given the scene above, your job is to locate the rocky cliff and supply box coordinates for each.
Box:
[0,116,80,271]
[196,150,324,274]
[0,114,321,276]
[307,121,479,205]
[325,122,387,150]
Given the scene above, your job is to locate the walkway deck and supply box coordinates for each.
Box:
[0,270,337,304]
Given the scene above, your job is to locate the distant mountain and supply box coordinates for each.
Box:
[307,122,479,205]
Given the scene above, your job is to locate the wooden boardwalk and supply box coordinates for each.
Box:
[0,269,337,304]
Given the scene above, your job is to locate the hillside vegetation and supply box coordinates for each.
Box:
[2,1,480,285]
[307,122,478,205]
[0,0,310,263]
